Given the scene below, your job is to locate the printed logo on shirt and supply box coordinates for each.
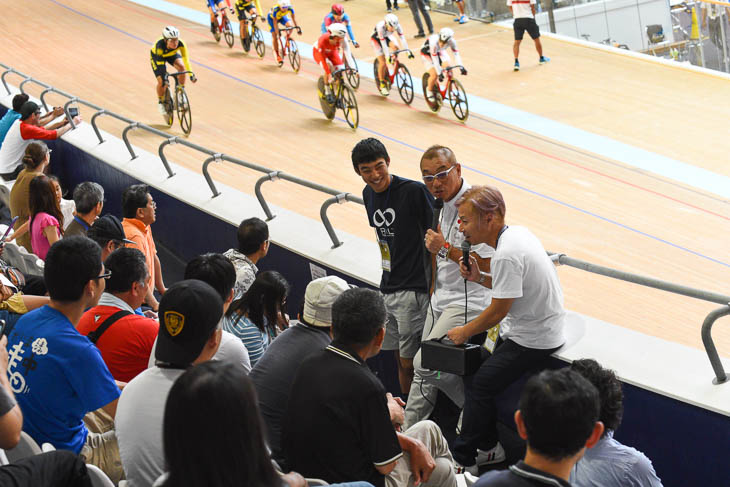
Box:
[164,311,185,336]
[7,337,49,394]
[372,208,396,227]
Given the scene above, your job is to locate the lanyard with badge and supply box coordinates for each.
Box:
[482,225,509,354]
[371,185,393,272]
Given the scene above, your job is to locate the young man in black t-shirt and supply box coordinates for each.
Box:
[351,138,434,395]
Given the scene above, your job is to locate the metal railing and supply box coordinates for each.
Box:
[550,252,730,385]
[0,63,363,249]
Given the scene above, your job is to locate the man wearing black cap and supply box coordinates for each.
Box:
[87,215,135,261]
[0,101,80,181]
[115,279,223,487]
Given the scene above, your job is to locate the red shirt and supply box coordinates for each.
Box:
[77,305,159,382]
[19,122,58,140]
[316,33,343,55]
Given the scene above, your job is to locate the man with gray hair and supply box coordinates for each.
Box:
[446,185,566,474]
[65,182,104,237]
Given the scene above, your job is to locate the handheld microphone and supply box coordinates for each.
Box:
[432,198,444,231]
[461,240,471,273]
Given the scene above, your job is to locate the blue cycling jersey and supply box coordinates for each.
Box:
[320,12,355,41]
[206,0,226,9]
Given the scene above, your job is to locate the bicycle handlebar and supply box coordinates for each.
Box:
[280,26,302,33]
[443,65,465,71]
[391,49,412,56]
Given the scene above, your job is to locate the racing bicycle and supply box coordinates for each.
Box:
[241,11,265,57]
[276,26,302,72]
[161,70,195,135]
[422,65,468,121]
[211,6,235,47]
[373,49,414,105]
[317,67,359,129]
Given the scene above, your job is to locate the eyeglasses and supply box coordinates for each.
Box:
[422,165,456,183]
[148,200,157,209]
[93,270,112,281]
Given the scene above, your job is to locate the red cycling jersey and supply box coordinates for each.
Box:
[313,32,344,75]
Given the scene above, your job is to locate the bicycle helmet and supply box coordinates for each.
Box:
[384,13,399,29]
[331,3,344,15]
[327,23,347,38]
[162,26,180,39]
[439,27,454,43]
[279,0,291,9]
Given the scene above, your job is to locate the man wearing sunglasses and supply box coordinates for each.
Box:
[403,146,495,445]
[4,236,124,482]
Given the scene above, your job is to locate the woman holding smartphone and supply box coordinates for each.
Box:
[9,174,64,260]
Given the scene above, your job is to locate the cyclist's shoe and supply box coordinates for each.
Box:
[210,21,217,34]
[379,81,389,96]
[459,15,469,23]
[513,59,520,71]
[158,102,168,116]
[539,56,551,64]
[276,53,284,66]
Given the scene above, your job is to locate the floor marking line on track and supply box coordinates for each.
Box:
[40,0,730,270]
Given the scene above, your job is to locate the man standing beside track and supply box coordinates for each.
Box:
[351,137,434,397]
[508,0,550,71]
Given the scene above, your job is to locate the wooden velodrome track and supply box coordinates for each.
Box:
[2,0,728,358]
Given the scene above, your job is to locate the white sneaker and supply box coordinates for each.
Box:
[456,472,480,487]
[475,442,506,466]
[157,102,167,116]
[454,462,478,476]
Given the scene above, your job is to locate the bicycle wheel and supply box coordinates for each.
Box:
[448,79,469,121]
[241,25,251,52]
[341,85,359,129]
[344,57,360,90]
[421,72,440,113]
[253,26,265,58]
[223,18,235,47]
[176,88,192,135]
[288,39,301,73]
[372,58,390,92]
[213,21,221,42]
[395,64,414,105]
[317,77,336,120]
[163,86,174,127]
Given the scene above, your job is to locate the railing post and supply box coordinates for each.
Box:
[63,99,78,129]
[319,193,350,249]
[39,87,54,112]
[90,110,106,144]
[254,171,281,221]
[1,68,13,95]
[201,155,222,197]
[157,138,178,179]
[701,305,730,385]
[121,123,139,159]
[18,78,33,94]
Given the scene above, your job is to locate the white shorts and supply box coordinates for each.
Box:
[421,51,451,71]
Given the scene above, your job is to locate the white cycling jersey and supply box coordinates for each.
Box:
[421,34,463,75]
[371,20,409,56]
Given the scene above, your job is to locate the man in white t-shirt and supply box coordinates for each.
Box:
[115,280,223,487]
[446,184,565,474]
[404,146,493,437]
[506,0,549,71]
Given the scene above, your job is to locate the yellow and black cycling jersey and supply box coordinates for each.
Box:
[235,0,262,17]
[149,37,192,72]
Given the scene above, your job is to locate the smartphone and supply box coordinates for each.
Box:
[68,107,79,118]
[0,216,18,243]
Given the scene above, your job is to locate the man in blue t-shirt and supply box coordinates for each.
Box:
[5,236,122,482]
[351,138,434,397]
[0,95,28,148]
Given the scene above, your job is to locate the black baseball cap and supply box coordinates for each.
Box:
[19,101,40,120]
[87,215,134,244]
[155,279,223,366]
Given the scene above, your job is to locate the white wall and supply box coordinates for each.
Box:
[535,0,674,50]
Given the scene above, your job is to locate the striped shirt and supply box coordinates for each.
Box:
[222,313,271,367]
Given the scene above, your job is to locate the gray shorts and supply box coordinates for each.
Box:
[382,290,429,359]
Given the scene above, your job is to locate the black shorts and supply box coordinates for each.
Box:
[513,17,540,40]
[236,3,256,21]
[150,55,182,78]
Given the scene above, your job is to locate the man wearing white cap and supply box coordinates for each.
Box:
[250,275,351,465]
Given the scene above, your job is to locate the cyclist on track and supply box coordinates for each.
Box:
[207,0,235,37]
[421,27,466,102]
[150,26,197,117]
[371,13,413,96]
[321,4,359,69]
[235,0,263,50]
[267,0,302,66]
[313,23,347,104]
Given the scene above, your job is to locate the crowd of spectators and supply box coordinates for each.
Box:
[0,131,663,487]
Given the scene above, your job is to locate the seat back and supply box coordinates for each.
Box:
[4,431,41,463]
[86,464,115,487]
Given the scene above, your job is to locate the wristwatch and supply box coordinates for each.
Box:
[437,243,451,260]
[478,271,490,284]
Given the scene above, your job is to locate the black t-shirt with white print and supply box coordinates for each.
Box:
[363,174,434,294]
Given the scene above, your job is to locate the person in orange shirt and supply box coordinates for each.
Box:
[121,184,166,311]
